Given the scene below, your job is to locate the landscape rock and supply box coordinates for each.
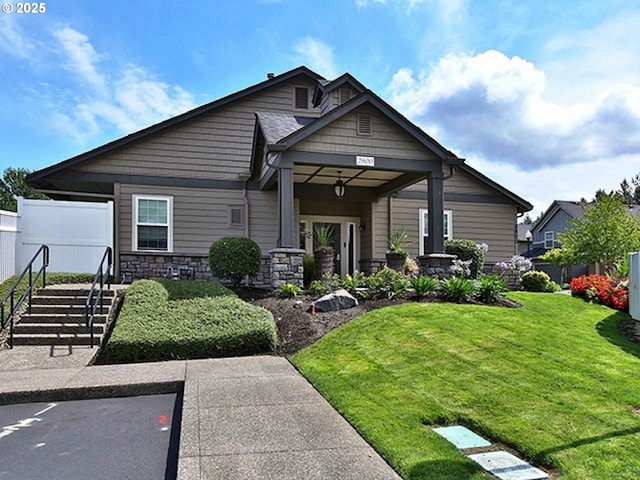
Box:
[310,288,358,313]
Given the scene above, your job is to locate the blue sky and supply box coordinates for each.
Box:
[2,0,640,216]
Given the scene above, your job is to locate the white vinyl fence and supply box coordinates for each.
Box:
[0,210,17,282]
[16,198,113,274]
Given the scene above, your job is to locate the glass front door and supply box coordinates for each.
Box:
[300,216,359,277]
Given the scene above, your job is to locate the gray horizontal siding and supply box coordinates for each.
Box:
[119,184,278,256]
[533,209,572,244]
[293,106,437,161]
[376,198,517,263]
[403,169,496,195]
[74,76,321,181]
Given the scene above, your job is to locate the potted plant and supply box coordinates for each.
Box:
[313,224,335,279]
[386,229,409,272]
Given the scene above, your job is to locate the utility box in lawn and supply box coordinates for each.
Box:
[629,252,640,335]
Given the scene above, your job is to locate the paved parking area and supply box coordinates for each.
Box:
[0,393,181,480]
[0,355,401,480]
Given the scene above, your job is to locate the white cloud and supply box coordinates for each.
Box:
[542,10,640,105]
[41,27,195,143]
[387,50,640,172]
[0,15,35,59]
[53,27,105,91]
[293,36,339,79]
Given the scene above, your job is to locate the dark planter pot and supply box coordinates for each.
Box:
[386,252,406,272]
[314,250,335,279]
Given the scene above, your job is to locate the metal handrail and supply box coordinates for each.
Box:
[1,245,49,348]
[85,246,112,348]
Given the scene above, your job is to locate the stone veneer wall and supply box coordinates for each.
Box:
[268,248,305,288]
[358,258,387,276]
[482,265,521,290]
[417,253,457,279]
[119,252,271,288]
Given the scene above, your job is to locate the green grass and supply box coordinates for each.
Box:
[291,293,640,479]
[101,279,277,363]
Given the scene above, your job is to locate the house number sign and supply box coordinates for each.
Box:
[356,156,375,167]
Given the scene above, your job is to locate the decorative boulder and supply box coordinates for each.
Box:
[310,288,358,313]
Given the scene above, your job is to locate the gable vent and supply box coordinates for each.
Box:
[294,87,309,109]
[357,113,372,135]
[339,87,351,105]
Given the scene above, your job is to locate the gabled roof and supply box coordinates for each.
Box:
[533,200,584,232]
[251,93,532,213]
[271,89,459,162]
[311,72,367,106]
[454,162,532,213]
[28,66,325,186]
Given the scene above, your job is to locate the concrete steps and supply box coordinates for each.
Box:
[12,286,116,346]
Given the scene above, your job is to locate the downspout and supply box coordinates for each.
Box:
[388,196,394,250]
[238,174,250,238]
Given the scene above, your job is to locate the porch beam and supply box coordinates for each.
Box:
[293,183,377,203]
[285,151,442,173]
[427,173,445,253]
[375,172,428,197]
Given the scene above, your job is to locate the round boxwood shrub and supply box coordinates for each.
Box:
[445,239,485,278]
[520,270,552,292]
[209,237,261,287]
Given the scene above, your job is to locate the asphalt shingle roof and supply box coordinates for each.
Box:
[255,112,316,144]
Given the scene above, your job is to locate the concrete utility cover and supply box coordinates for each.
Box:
[468,451,548,480]
[432,425,491,449]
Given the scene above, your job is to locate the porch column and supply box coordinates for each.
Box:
[427,172,445,253]
[277,162,296,248]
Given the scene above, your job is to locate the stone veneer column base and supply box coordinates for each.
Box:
[417,253,457,279]
[268,248,305,288]
[119,252,271,288]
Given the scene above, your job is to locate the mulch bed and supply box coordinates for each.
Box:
[234,288,521,355]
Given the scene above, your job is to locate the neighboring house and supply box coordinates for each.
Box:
[27,66,532,286]
[523,200,589,283]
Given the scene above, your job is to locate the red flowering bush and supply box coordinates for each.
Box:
[569,274,629,312]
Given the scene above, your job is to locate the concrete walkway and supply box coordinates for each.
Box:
[0,350,401,479]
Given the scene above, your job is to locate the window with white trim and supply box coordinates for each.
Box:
[133,195,172,252]
[419,209,452,255]
[544,231,554,249]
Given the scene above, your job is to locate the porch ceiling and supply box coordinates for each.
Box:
[293,165,402,188]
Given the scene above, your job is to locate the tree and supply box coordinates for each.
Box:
[0,167,48,211]
[539,247,575,285]
[521,213,533,225]
[618,173,640,205]
[559,194,640,274]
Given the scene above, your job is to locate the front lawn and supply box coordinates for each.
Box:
[291,293,640,479]
[101,279,277,363]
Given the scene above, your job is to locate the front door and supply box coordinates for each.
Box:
[300,216,359,277]
[312,222,341,274]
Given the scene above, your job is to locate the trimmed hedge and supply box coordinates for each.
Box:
[101,280,277,363]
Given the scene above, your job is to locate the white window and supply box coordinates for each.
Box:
[419,209,452,255]
[133,195,173,252]
[544,231,554,249]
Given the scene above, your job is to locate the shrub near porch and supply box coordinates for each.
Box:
[102,280,277,363]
